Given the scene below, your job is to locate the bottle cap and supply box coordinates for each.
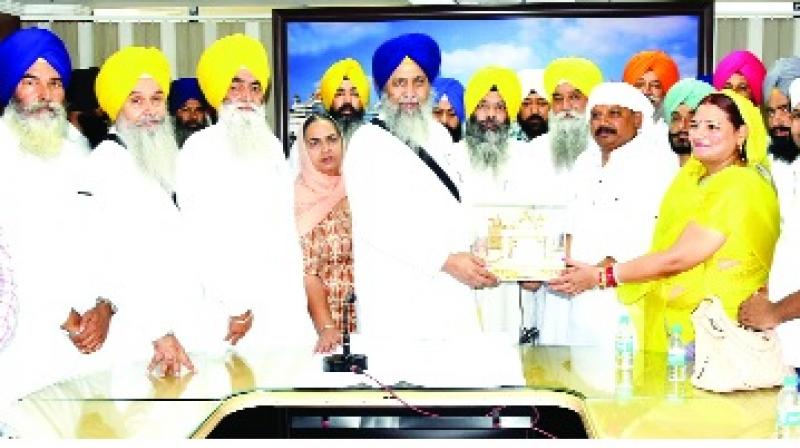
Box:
[783,374,798,387]
[619,315,630,324]
[671,324,682,335]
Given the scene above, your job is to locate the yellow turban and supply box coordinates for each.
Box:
[543,57,603,99]
[196,33,269,110]
[465,66,522,121]
[95,46,171,122]
[319,58,370,111]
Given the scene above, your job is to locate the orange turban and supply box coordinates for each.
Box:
[622,50,680,93]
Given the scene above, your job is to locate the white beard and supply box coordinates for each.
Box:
[378,92,434,151]
[464,117,510,177]
[116,115,179,194]
[219,103,278,161]
[548,110,589,170]
[3,100,68,159]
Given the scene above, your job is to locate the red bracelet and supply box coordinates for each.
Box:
[605,264,618,288]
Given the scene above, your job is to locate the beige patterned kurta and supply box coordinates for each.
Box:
[300,198,356,332]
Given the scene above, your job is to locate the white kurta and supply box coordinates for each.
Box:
[85,136,212,361]
[448,138,541,339]
[344,117,480,339]
[769,155,800,226]
[525,133,581,346]
[766,221,800,368]
[176,123,315,356]
[566,133,676,348]
[0,120,112,406]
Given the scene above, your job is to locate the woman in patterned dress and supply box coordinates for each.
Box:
[294,113,355,353]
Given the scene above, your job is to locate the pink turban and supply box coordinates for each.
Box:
[713,50,767,104]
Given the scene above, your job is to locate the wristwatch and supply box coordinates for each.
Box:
[96,297,118,315]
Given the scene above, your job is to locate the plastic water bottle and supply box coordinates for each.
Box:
[667,324,687,382]
[615,315,634,371]
[777,374,800,439]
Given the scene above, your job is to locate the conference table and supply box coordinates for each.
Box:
[0,337,780,439]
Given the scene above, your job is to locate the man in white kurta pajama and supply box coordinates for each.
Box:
[345,33,498,340]
[449,66,539,339]
[558,82,675,348]
[177,34,315,355]
[0,29,117,406]
[88,46,209,371]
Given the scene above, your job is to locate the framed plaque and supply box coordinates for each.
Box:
[470,205,566,282]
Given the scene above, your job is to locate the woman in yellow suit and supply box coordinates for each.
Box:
[549,90,779,352]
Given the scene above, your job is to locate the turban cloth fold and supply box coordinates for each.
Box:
[319,58,370,111]
[791,78,800,109]
[622,50,680,94]
[712,50,766,104]
[586,82,654,124]
[543,57,603,99]
[95,46,171,122]
[662,78,715,122]
[168,78,209,115]
[432,77,465,122]
[465,66,522,122]
[197,33,269,110]
[517,68,546,99]
[762,57,800,106]
[0,28,72,108]
[372,33,440,91]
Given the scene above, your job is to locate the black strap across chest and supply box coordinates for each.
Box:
[370,118,460,202]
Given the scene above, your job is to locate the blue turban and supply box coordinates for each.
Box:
[168,78,209,115]
[372,33,440,91]
[0,28,72,108]
[762,57,800,106]
[432,77,465,122]
[662,78,715,122]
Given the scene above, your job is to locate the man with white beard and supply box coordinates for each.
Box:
[522,57,603,346]
[0,28,117,405]
[87,46,204,376]
[549,82,676,347]
[449,66,541,339]
[177,34,315,354]
[344,33,498,340]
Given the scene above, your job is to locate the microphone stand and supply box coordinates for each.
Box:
[323,292,368,372]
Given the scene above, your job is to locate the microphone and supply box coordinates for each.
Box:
[323,291,368,373]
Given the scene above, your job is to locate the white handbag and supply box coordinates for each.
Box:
[690,296,788,393]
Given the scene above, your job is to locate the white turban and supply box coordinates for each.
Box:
[517,68,546,100]
[791,77,800,109]
[585,82,654,124]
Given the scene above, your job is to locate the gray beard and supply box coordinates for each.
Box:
[464,117,510,176]
[548,110,589,170]
[3,99,68,159]
[219,103,276,160]
[116,115,179,194]
[378,92,434,151]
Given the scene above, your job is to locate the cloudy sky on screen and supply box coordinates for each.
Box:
[287,15,699,106]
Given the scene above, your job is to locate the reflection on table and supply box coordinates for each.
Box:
[0,338,781,439]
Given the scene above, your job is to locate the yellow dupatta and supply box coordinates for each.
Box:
[616,90,778,352]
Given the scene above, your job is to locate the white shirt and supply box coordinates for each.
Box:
[344,116,481,339]
[769,154,800,227]
[0,119,112,405]
[566,133,676,347]
[177,122,315,355]
[766,219,800,368]
[86,135,210,359]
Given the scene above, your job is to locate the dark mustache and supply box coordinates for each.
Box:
[594,126,617,137]
[337,103,357,114]
[771,126,791,135]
